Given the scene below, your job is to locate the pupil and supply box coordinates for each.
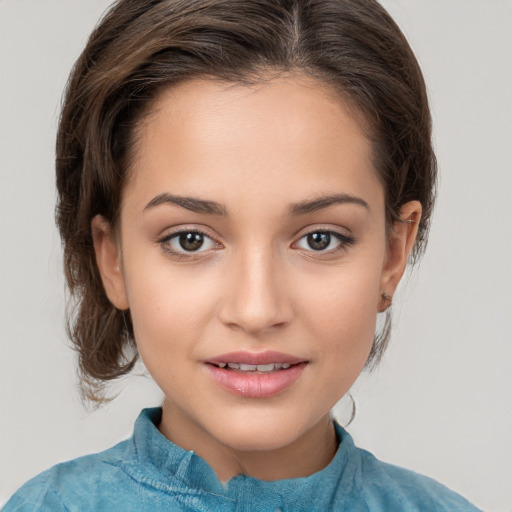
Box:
[179,232,204,251]
[308,232,330,251]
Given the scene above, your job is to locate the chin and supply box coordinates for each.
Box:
[209,412,314,453]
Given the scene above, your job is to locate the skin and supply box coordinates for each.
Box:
[92,75,420,482]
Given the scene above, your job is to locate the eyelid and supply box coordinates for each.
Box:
[157,226,223,257]
[156,224,355,259]
[292,225,356,254]
[157,224,220,242]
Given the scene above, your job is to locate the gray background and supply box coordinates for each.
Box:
[1,1,511,510]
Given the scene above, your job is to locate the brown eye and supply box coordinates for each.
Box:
[307,232,330,251]
[160,230,218,254]
[178,232,204,251]
[295,230,356,253]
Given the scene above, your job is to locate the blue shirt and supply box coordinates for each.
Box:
[3,408,481,511]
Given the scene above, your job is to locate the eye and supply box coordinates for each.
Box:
[295,230,355,253]
[160,230,219,255]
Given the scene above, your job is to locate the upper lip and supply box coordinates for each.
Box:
[205,350,307,366]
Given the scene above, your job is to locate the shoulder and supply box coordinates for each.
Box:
[353,444,482,512]
[2,439,134,512]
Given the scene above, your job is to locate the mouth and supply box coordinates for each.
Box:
[204,351,308,398]
[205,350,306,367]
[208,361,295,372]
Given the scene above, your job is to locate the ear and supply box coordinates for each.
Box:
[378,201,422,311]
[91,215,129,310]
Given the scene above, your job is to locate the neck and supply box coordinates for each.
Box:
[158,400,338,482]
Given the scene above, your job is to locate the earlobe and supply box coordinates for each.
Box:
[91,215,129,310]
[379,201,422,311]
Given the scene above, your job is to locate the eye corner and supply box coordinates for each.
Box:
[158,228,222,259]
[293,228,356,255]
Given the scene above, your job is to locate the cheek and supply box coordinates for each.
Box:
[125,273,208,401]
[124,263,216,357]
[300,263,382,357]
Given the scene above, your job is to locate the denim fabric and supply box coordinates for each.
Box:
[3,408,482,511]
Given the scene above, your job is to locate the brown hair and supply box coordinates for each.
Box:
[56,0,437,403]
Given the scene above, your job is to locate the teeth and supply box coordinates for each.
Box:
[256,364,275,372]
[240,364,257,371]
[218,362,294,372]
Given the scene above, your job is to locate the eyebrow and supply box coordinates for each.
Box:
[289,193,369,215]
[144,192,369,216]
[144,193,227,215]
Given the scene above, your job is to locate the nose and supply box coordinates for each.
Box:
[218,246,293,335]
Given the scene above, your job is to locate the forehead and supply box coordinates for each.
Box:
[125,75,383,215]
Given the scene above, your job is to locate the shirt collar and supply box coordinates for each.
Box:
[131,407,357,505]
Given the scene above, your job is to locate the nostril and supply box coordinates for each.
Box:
[215,255,293,327]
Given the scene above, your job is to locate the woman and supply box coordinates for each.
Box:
[3,0,506,510]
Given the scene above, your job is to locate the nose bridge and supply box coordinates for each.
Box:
[219,241,290,334]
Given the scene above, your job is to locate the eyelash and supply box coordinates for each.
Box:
[294,230,356,255]
[158,229,219,259]
[158,228,356,259]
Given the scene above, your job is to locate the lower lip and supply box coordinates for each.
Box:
[205,363,307,398]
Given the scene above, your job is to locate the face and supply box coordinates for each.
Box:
[93,75,419,476]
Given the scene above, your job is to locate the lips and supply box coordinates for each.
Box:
[206,350,305,366]
[204,351,308,398]
[217,362,292,371]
